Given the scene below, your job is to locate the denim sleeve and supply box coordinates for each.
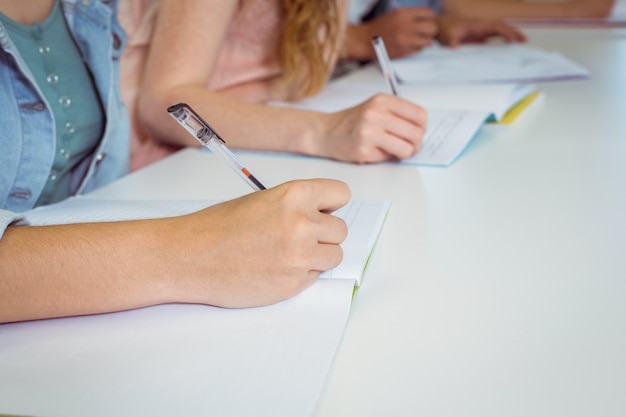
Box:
[0,209,27,240]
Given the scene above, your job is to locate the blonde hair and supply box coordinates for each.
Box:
[277,0,342,99]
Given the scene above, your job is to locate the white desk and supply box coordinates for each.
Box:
[4,28,626,416]
[95,27,626,417]
[309,28,626,417]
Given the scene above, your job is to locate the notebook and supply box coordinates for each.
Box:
[270,57,551,166]
[271,73,530,166]
[1,196,390,417]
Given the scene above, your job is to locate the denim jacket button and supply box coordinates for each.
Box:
[9,189,32,200]
[95,153,107,165]
[19,101,46,111]
[112,33,121,50]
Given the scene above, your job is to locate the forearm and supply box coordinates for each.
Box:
[343,23,376,61]
[444,0,613,19]
[138,83,326,156]
[0,220,178,323]
[0,180,352,323]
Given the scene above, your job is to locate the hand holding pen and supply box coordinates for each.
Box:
[166,102,351,308]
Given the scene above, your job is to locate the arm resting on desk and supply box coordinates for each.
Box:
[0,180,350,323]
[444,0,615,20]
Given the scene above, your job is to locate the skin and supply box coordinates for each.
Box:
[0,0,54,24]
[138,0,427,164]
[344,7,527,61]
[0,1,352,323]
[444,0,615,20]
[0,179,351,323]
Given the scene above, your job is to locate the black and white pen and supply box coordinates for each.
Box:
[167,102,266,191]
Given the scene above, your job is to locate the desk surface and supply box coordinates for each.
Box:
[10,27,626,416]
[310,28,626,417]
[87,27,626,417]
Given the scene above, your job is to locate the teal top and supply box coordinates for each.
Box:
[0,0,105,206]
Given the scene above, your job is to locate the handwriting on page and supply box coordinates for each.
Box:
[404,110,489,166]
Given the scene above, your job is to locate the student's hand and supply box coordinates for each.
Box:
[346,8,438,60]
[319,94,427,164]
[0,179,350,322]
[436,16,526,47]
[165,179,351,308]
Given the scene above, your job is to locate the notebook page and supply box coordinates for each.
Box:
[0,275,355,417]
[320,199,391,284]
[401,109,490,166]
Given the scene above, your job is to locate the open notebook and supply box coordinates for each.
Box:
[272,43,590,165]
[272,64,544,166]
[1,197,389,417]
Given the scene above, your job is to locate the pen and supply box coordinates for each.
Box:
[167,102,266,191]
[371,35,399,96]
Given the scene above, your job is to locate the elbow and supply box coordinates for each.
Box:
[136,88,180,146]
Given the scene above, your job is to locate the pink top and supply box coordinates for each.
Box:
[119,0,284,170]
[208,0,282,91]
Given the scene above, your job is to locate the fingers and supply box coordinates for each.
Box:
[314,211,348,245]
[496,24,527,43]
[375,95,427,158]
[345,94,427,162]
[371,9,438,58]
[443,18,527,46]
[306,178,352,214]
[271,179,348,272]
[310,243,344,272]
[403,7,436,20]
[271,178,350,241]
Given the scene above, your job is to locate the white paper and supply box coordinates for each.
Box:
[404,109,490,166]
[0,278,355,417]
[321,199,391,282]
[2,196,391,416]
[391,44,590,84]
[401,82,537,122]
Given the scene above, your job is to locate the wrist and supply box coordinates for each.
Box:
[296,111,327,157]
[344,24,376,61]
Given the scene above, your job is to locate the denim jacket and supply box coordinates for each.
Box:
[0,0,129,238]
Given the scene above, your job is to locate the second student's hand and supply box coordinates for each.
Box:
[436,16,527,48]
[163,179,351,309]
[316,94,427,164]
[346,7,438,61]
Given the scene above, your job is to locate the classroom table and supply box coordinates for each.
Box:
[308,27,626,417]
[3,27,626,416]
[101,27,626,417]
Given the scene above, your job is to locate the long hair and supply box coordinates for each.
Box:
[277,0,342,99]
